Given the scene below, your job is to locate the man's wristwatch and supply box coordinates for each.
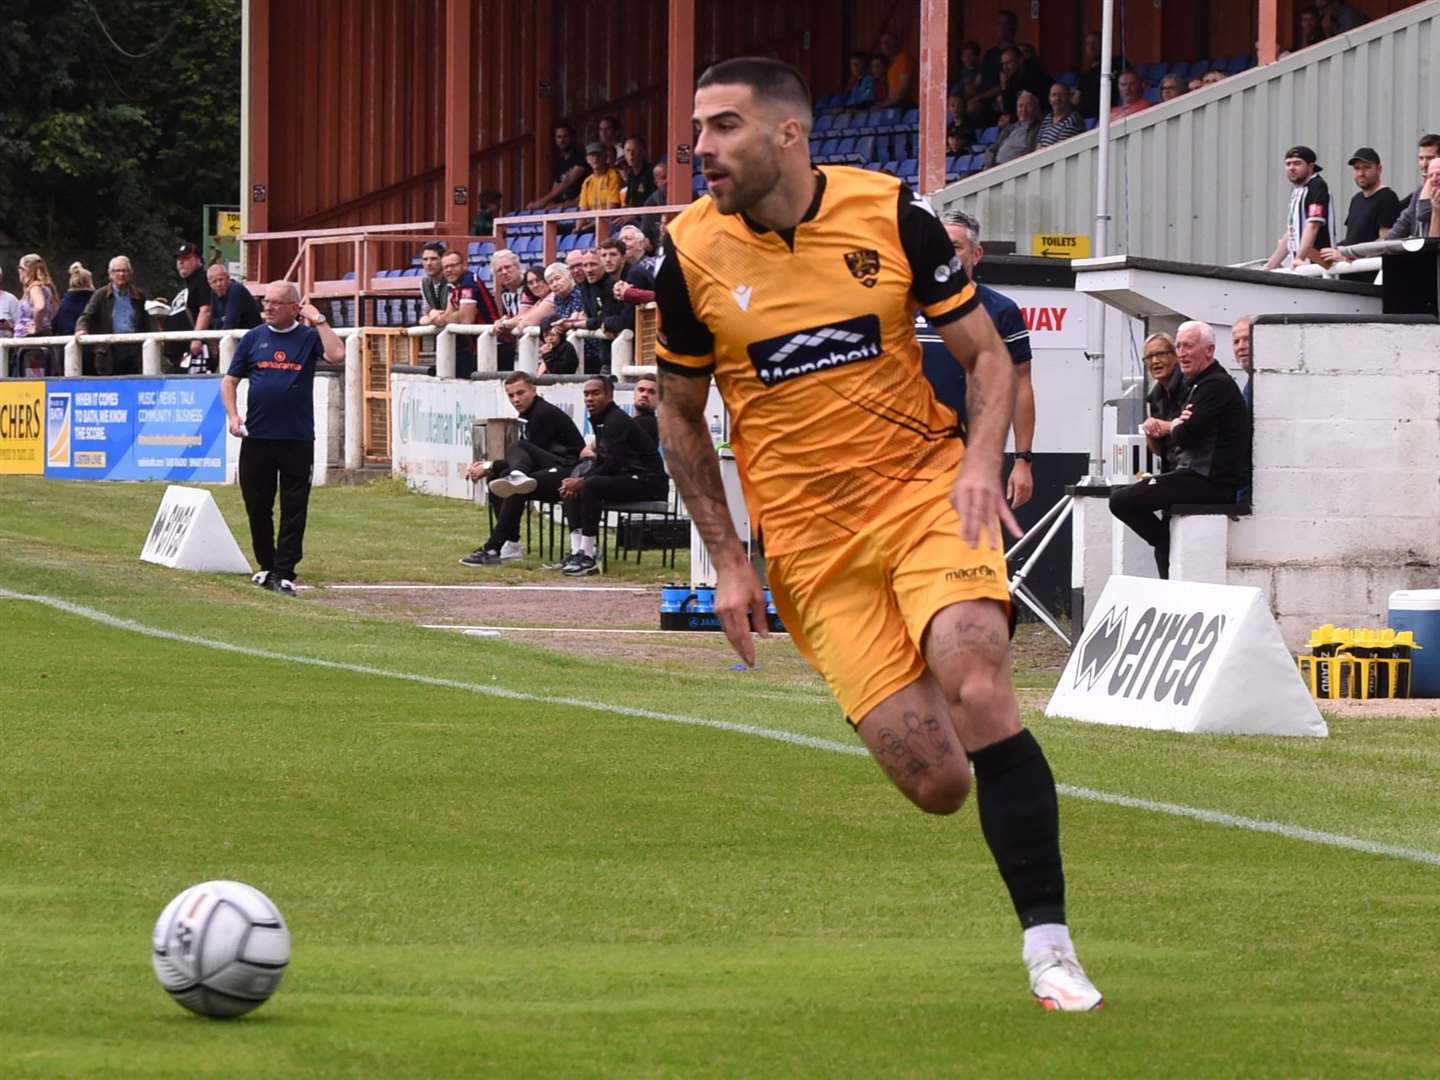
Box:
[310,314,327,324]
[1014,451,1034,463]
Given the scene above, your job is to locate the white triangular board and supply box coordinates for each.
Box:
[140,485,252,574]
[1047,575,1327,737]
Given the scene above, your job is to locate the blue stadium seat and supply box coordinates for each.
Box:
[1144,87,1161,103]
[871,107,901,134]
[835,136,856,160]
[977,126,999,146]
[692,173,706,195]
[1084,117,1098,131]
[899,157,917,177]
[864,161,883,170]
[1224,54,1252,74]
[341,271,355,281]
[467,241,482,256]
[901,107,920,128]
[1057,71,1078,88]
[819,137,840,158]
[1139,62,1166,81]
[814,113,836,134]
[852,135,876,163]
[1187,59,1211,77]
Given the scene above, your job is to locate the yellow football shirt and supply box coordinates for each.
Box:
[578,167,624,211]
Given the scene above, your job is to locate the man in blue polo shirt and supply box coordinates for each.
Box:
[222,281,345,596]
[917,207,1036,507]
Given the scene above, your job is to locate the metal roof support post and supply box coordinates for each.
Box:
[1085,0,1117,484]
[666,0,696,207]
[918,0,949,197]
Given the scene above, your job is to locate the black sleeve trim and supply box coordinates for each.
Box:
[657,356,715,378]
[896,181,972,307]
[653,232,716,358]
[928,291,980,327]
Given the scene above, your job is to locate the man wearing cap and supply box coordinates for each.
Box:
[1320,148,1402,272]
[168,242,214,372]
[576,142,624,233]
[1264,146,1334,270]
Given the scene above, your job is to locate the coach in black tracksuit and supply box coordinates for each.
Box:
[558,376,667,575]
[1109,323,1251,578]
[222,283,346,594]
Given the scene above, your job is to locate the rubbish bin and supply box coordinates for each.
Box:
[1388,590,1440,697]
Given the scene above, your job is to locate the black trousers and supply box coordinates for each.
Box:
[238,437,314,581]
[484,441,574,548]
[1108,469,1238,578]
[567,473,667,536]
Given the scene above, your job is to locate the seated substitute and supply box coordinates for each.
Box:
[555,376,667,576]
[461,371,585,566]
[631,373,659,446]
[1109,320,1252,578]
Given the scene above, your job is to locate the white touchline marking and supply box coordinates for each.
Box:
[5,588,1439,870]
[421,623,790,638]
[313,584,649,594]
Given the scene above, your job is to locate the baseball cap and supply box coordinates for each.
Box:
[175,242,199,257]
[1347,146,1381,166]
[585,141,606,155]
[1284,145,1322,171]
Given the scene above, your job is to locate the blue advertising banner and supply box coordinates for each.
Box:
[44,378,227,482]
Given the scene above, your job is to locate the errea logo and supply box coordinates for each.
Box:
[746,315,883,386]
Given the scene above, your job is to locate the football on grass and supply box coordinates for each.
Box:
[151,880,291,1018]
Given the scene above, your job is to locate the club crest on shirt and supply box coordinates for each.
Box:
[843,248,881,288]
[274,351,287,363]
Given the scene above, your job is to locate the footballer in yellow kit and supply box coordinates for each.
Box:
[654,57,1104,1012]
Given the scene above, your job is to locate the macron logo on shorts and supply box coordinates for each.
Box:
[747,314,883,386]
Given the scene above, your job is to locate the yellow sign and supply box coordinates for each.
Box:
[217,211,242,236]
[1031,233,1091,259]
[0,380,45,475]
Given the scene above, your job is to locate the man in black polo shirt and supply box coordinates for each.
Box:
[526,121,590,210]
[207,264,262,331]
[1320,148,1402,275]
[1109,321,1251,578]
[557,376,667,576]
[222,281,345,595]
[167,241,214,372]
[461,371,585,566]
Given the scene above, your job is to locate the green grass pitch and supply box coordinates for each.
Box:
[1,477,1437,1078]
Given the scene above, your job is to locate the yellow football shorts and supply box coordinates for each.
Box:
[767,489,1011,725]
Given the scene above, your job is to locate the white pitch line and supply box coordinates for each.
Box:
[313,584,649,594]
[420,623,791,638]
[5,587,1438,870]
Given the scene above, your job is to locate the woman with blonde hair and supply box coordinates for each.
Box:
[54,262,97,372]
[14,253,59,375]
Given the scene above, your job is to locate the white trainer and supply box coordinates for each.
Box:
[1028,950,1104,1012]
[489,471,538,498]
[498,541,524,561]
[251,570,270,588]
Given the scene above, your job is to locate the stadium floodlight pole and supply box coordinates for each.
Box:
[1083,0,1117,483]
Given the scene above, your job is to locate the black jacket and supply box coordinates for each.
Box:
[591,401,664,480]
[1170,361,1251,488]
[1147,365,1186,472]
[520,396,585,462]
[633,406,658,450]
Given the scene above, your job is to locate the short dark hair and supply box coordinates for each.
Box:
[697,57,813,124]
[504,370,535,387]
[849,50,868,64]
[598,238,625,255]
[479,189,502,206]
[584,374,616,391]
[1419,133,1440,151]
[422,241,447,255]
[600,114,622,130]
[555,119,575,136]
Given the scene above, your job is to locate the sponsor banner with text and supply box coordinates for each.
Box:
[44,378,227,482]
[0,379,45,475]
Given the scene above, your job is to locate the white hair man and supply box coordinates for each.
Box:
[75,254,154,375]
[491,248,526,369]
[221,281,345,596]
[1108,319,1252,577]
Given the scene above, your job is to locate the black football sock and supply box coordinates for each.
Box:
[969,728,1066,929]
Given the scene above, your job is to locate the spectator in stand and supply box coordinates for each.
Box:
[577,142,624,232]
[843,51,876,109]
[945,92,965,131]
[1389,156,1440,240]
[620,222,659,276]
[1264,146,1334,269]
[606,225,657,337]
[955,41,983,98]
[1319,148,1402,271]
[1141,332,1184,472]
[1075,30,1127,120]
[523,265,550,304]
[976,47,1042,125]
[985,91,1040,168]
[491,248,528,370]
[418,241,449,317]
[946,125,970,158]
[578,245,622,374]
[597,115,625,162]
[208,264,262,331]
[76,255,153,376]
[1201,69,1226,87]
[1111,70,1152,119]
[1109,321,1251,578]
[1318,0,1367,32]
[0,266,19,340]
[557,375,668,576]
[621,137,657,210]
[598,237,625,280]
[166,242,213,373]
[424,250,501,378]
[14,254,60,376]
[564,248,586,275]
[1188,77,1205,92]
[223,281,345,596]
[498,262,584,373]
[876,30,914,108]
[1159,73,1186,102]
[1298,6,1324,46]
[1382,134,1440,233]
[1232,316,1254,410]
[53,263,94,336]
[1037,82,1085,148]
[461,370,585,566]
[470,189,502,236]
[527,121,590,210]
[980,9,1021,90]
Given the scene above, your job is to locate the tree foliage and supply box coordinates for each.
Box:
[0,0,240,292]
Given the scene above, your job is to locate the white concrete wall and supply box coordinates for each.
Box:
[1232,320,1440,645]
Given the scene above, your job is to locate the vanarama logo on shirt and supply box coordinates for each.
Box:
[746,314,883,386]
